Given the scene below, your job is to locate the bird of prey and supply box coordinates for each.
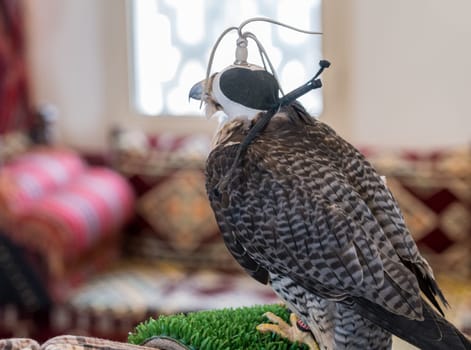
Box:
[189,62,471,350]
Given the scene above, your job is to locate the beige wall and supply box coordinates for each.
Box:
[323,0,471,149]
[25,0,471,151]
[24,0,109,150]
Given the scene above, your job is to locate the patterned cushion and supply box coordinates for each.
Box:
[0,336,156,350]
[112,131,239,271]
[11,167,135,286]
[16,167,134,253]
[0,148,85,226]
[368,147,471,277]
[127,168,235,268]
[0,148,136,302]
[0,338,40,350]
[42,336,157,350]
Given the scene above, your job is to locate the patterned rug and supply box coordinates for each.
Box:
[0,261,279,342]
[67,262,279,317]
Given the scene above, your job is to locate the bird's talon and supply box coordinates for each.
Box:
[257,312,320,350]
[290,312,299,326]
[263,311,289,327]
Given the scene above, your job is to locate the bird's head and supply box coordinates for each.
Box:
[189,64,280,123]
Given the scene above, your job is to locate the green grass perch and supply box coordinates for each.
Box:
[128,304,310,350]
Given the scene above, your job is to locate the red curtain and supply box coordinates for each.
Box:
[0,0,32,134]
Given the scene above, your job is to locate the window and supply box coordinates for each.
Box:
[130,0,323,117]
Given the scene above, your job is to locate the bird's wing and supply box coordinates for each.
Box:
[206,113,425,321]
[308,122,447,313]
[208,184,269,284]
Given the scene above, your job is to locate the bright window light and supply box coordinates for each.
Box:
[130,0,323,117]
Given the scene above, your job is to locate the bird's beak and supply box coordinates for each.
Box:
[189,80,204,101]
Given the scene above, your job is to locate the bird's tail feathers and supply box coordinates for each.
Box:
[401,258,449,316]
[353,297,471,349]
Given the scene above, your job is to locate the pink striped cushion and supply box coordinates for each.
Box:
[14,167,135,260]
[0,148,85,224]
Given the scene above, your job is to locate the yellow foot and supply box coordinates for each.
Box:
[257,312,320,350]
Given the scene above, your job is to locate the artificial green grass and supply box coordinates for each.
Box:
[128,304,309,350]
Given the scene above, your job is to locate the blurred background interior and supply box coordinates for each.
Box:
[0,0,470,346]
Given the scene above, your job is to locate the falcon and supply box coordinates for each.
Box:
[189,62,471,350]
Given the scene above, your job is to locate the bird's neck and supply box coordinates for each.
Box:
[212,116,253,150]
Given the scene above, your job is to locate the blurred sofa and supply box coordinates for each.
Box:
[0,129,280,343]
[1,126,470,343]
[0,145,135,306]
[0,132,141,339]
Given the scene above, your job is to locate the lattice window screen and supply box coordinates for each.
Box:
[130,0,322,117]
